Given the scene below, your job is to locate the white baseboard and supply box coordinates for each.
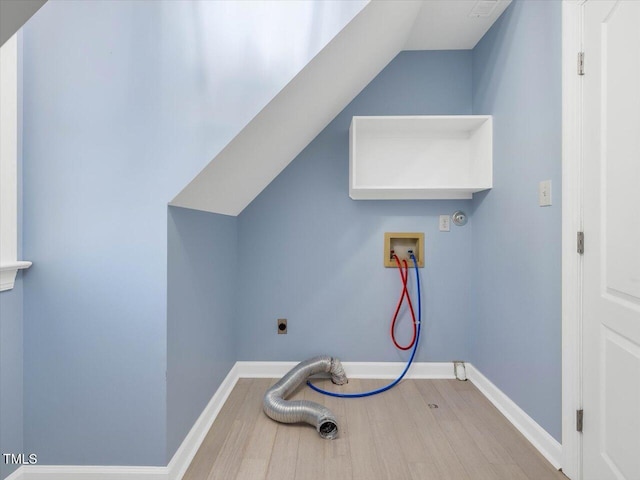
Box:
[6,364,242,480]
[166,363,239,480]
[235,360,297,378]
[4,467,23,480]
[466,364,563,469]
[20,466,167,480]
[235,360,456,379]
[7,361,562,479]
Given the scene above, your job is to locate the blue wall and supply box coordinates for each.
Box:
[471,0,562,441]
[22,2,179,463]
[19,0,362,466]
[166,207,237,461]
[237,51,475,363]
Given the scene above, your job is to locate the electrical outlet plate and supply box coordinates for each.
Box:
[384,232,424,268]
[277,318,287,334]
[539,180,552,206]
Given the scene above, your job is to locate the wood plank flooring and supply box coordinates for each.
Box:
[183,378,566,480]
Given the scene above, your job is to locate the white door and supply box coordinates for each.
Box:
[582,1,640,479]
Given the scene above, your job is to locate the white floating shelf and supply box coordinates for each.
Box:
[0,261,32,292]
[349,115,492,200]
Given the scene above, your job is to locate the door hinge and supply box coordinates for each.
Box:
[578,52,585,75]
[576,409,584,432]
[577,231,584,254]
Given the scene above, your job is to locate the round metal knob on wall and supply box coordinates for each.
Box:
[452,211,467,226]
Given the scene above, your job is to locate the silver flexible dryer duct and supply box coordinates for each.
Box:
[263,356,348,439]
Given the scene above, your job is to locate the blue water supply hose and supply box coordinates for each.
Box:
[307,253,422,398]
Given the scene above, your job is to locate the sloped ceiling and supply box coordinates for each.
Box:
[0,0,47,46]
[170,0,511,216]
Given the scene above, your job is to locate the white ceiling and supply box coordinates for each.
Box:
[405,0,511,50]
[170,0,511,216]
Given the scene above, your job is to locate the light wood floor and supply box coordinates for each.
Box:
[183,377,567,480]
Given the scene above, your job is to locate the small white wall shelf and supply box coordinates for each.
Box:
[0,261,32,292]
[349,115,492,200]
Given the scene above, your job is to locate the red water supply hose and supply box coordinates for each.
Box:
[390,254,417,350]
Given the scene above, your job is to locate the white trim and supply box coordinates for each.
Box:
[4,467,24,480]
[7,361,562,479]
[0,34,18,265]
[20,466,167,480]
[166,364,239,480]
[466,364,563,470]
[235,361,456,379]
[7,366,242,480]
[0,34,31,293]
[561,1,584,479]
[235,361,298,378]
[0,34,19,287]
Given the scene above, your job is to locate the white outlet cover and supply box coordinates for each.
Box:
[539,180,552,206]
[439,215,451,232]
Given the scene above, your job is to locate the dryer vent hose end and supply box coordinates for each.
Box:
[263,356,347,439]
